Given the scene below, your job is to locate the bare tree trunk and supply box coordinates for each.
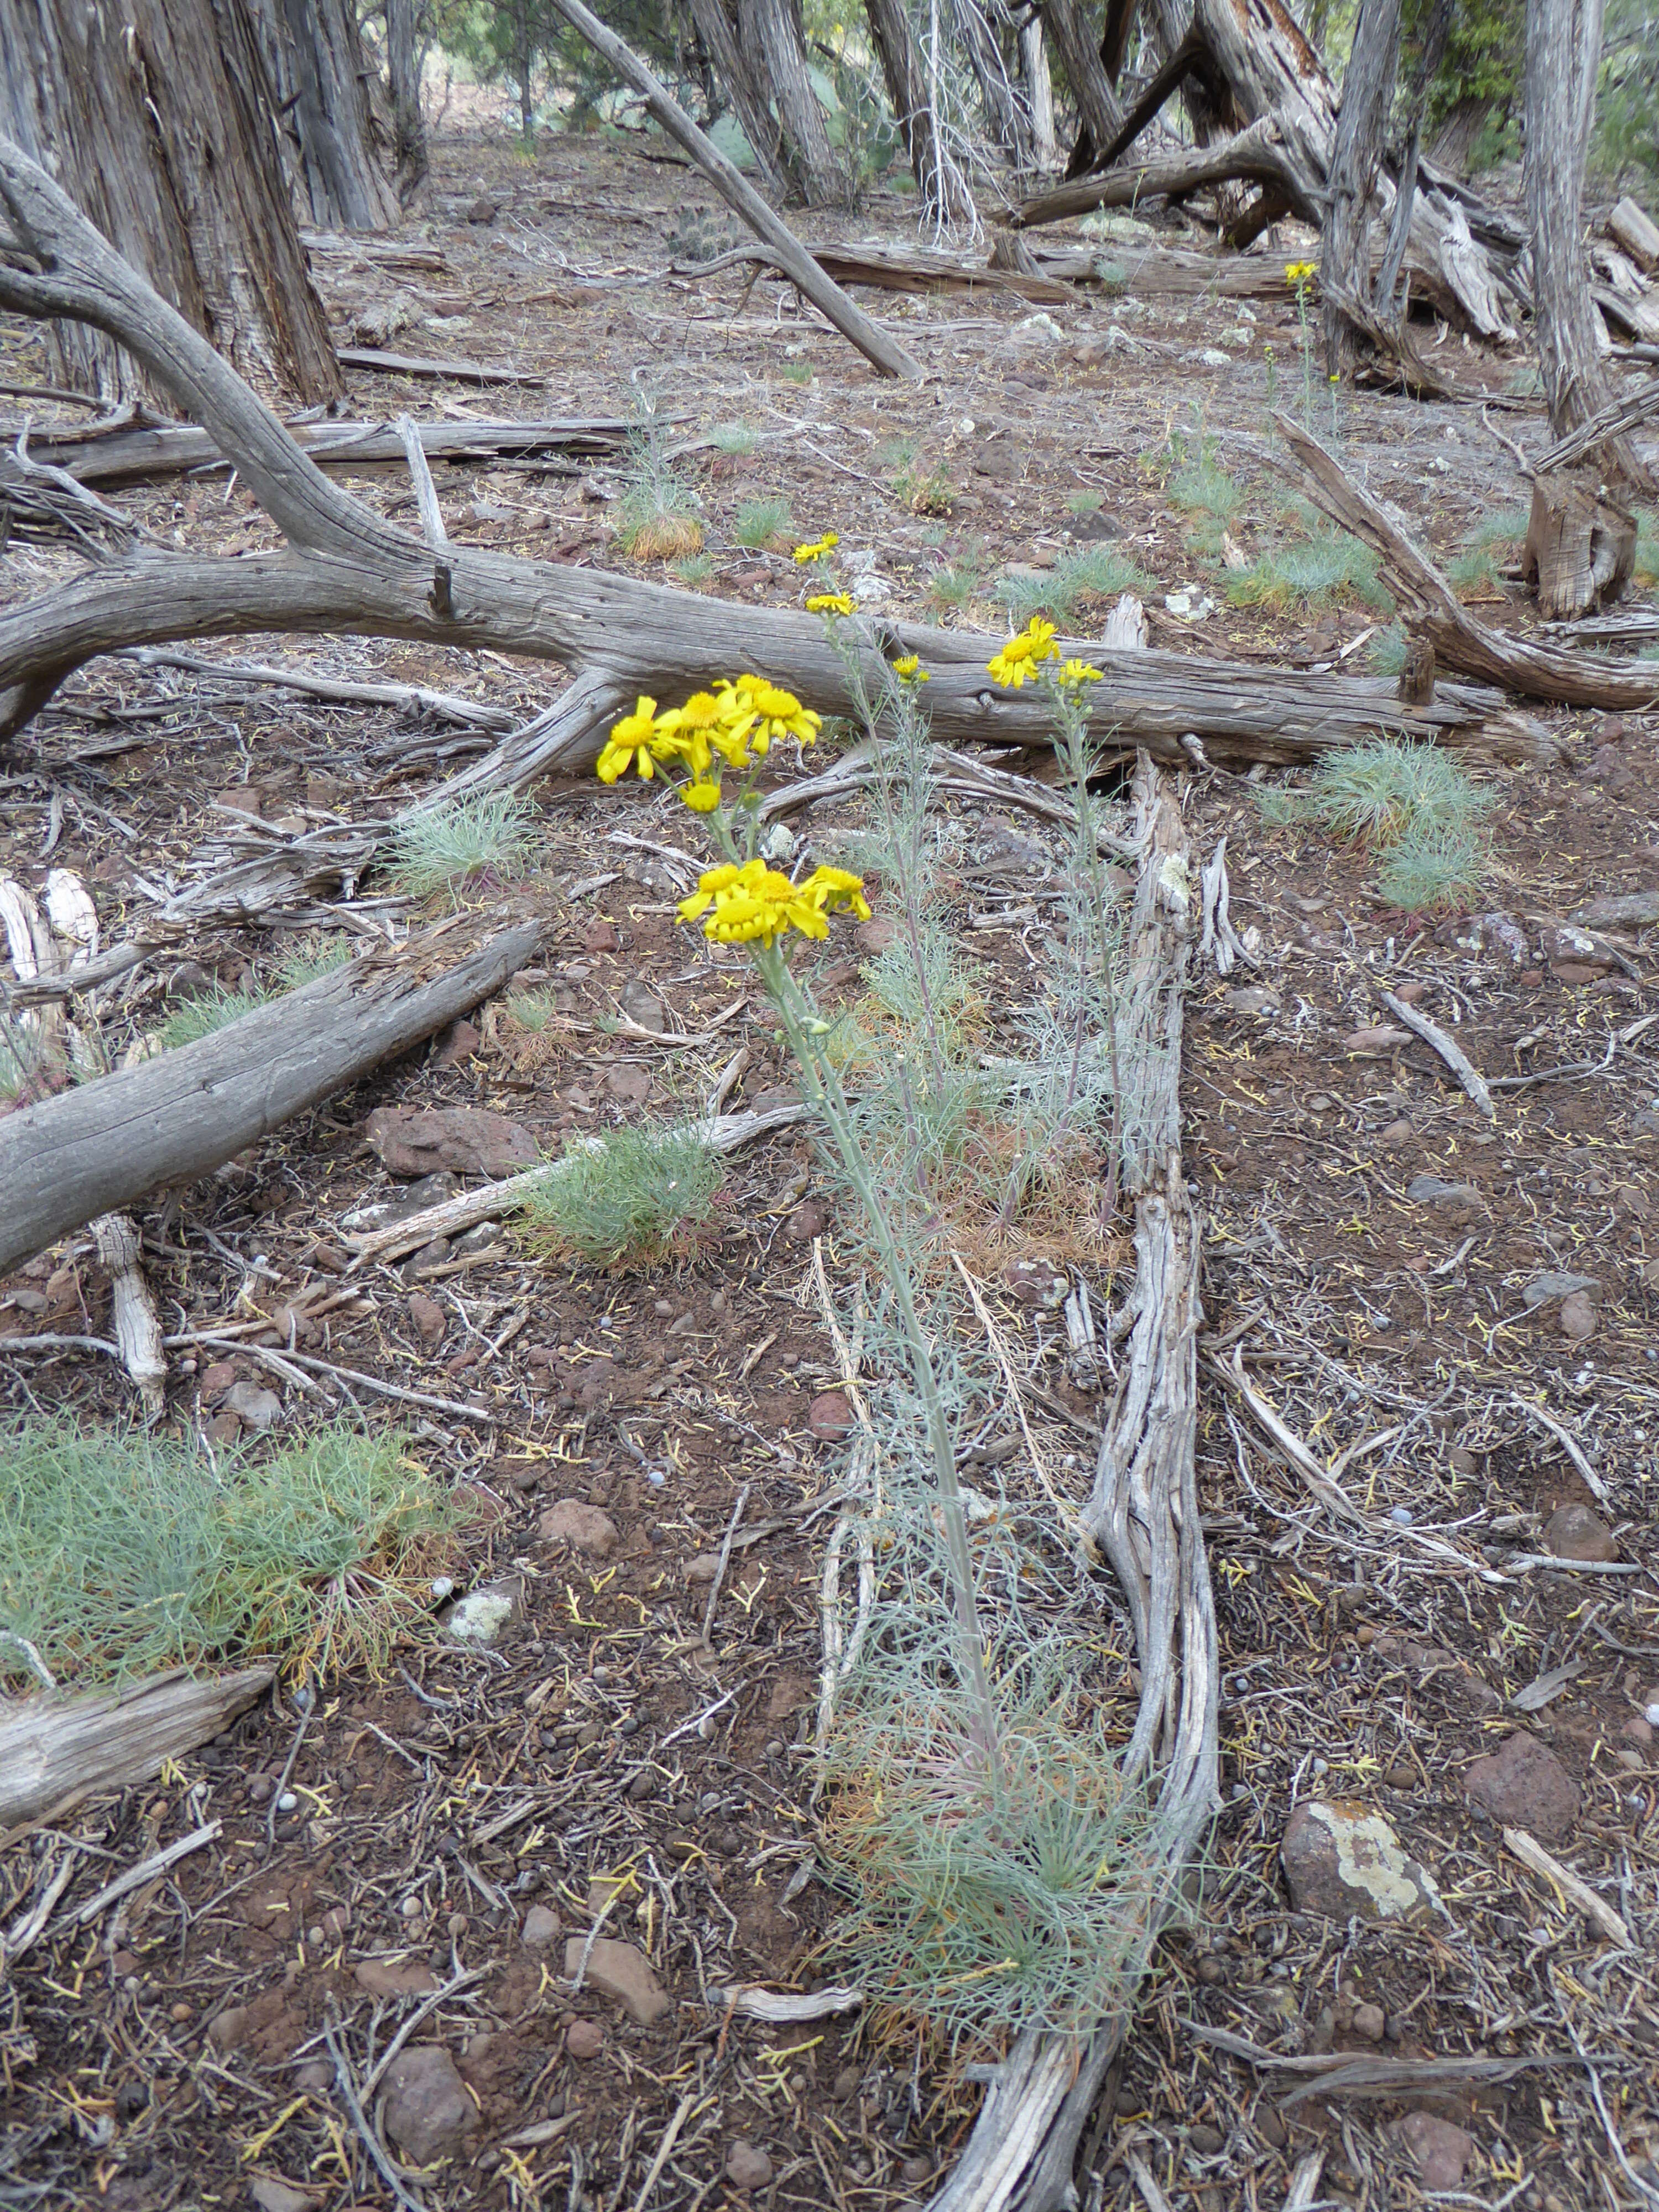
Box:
[1044,0,1125,170]
[1522,0,1646,611]
[740,0,848,205]
[863,0,980,226]
[249,0,400,229]
[1525,0,1616,437]
[1322,0,1402,375]
[1429,92,1491,175]
[685,0,795,197]
[1022,15,1060,165]
[956,0,1037,171]
[514,0,535,139]
[0,0,341,406]
[387,0,430,202]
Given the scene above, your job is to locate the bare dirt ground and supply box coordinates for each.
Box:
[2,100,1658,2212]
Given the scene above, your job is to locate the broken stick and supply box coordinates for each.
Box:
[541,0,921,383]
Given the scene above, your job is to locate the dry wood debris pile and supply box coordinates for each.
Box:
[2,20,1658,2212]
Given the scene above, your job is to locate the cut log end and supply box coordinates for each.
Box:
[1523,469,1637,622]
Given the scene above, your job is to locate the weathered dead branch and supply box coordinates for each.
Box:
[1,1666,274,1834]
[1278,416,1659,708]
[0,138,1556,773]
[0,922,540,1276]
[542,0,919,381]
[928,757,1218,2212]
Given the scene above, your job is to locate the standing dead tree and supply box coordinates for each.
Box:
[862,0,981,227]
[249,0,401,232]
[1006,0,1521,356]
[0,0,340,407]
[384,0,431,202]
[1522,0,1652,616]
[541,0,897,363]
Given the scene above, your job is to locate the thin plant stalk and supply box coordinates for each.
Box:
[752,933,1000,1768]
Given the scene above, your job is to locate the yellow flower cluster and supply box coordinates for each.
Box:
[987,617,1058,688]
[806,591,855,616]
[793,533,840,564]
[596,677,822,811]
[678,859,870,946]
[1285,260,1317,288]
[893,653,928,683]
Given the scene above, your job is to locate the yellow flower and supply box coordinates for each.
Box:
[1285,260,1317,288]
[651,690,726,779]
[986,617,1058,688]
[677,859,867,947]
[681,780,723,812]
[1058,658,1102,686]
[892,653,928,682]
[799,864,871,920]
[806,592,855,615]
[717,675,821,753]
[792,532,840,564]
[596,696,668,783]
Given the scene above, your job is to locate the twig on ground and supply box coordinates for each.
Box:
[1376,986,1494,1117]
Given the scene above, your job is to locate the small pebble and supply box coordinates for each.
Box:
[901,2156,932,2185]
[401,1895,422,1918]
[246,1775,275,1804]
[565,2018,605,2060]
[276,1791,298,1813]
[431,1575,456,1600]
[1389,1506,1413,1525]
[1352,2002,1386,2041]
[726,2142,774,2192]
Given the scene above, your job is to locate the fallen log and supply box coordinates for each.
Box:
[336,346,546,386]
[1279,415,1659,709]
[0,138,1554,771]
[1,1665,273,1834]
[928,757,1218,2212]
[0,921,540,1276]
[1009,114,1311,229]
[29,413,638,489]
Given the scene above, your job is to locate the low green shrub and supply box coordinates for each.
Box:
[0,1421,456,1684]
[524,1127,723,1262]
[385,792,536,899]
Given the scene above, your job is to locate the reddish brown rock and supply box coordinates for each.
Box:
[785,1198,830,1243]
[381,2045,474,2164]
[366,1105,538,1180]
[725,2143,775,2192]
[199,1360,239,1399]
[565,2017,605,2060]
[1545,1502,1619,1562]
[1281,1800,1442,1922]
[408,1292,447,1350]
[540,1498,620,1556]
[584,919,620,953]
[1463,1734,1579,1842]
[1558,1290,1597,1341]
[564,1936,670,2024]
[1005,1255,1068,1309]
[353,1958,439,2000]
[435,1018,481,1067]
[1392,2111,1473,2190]
[808,1389,855,1442]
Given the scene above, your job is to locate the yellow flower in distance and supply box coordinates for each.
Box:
[597,696,668,783]
[806,591,855,615]
[1285,260,1317,287]
[892,653,928,682]
[1058,658,1102,686]
[987,617,1058,688]
[792,532,840,564]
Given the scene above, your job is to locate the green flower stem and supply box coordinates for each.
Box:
[750,937,1000,1765]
